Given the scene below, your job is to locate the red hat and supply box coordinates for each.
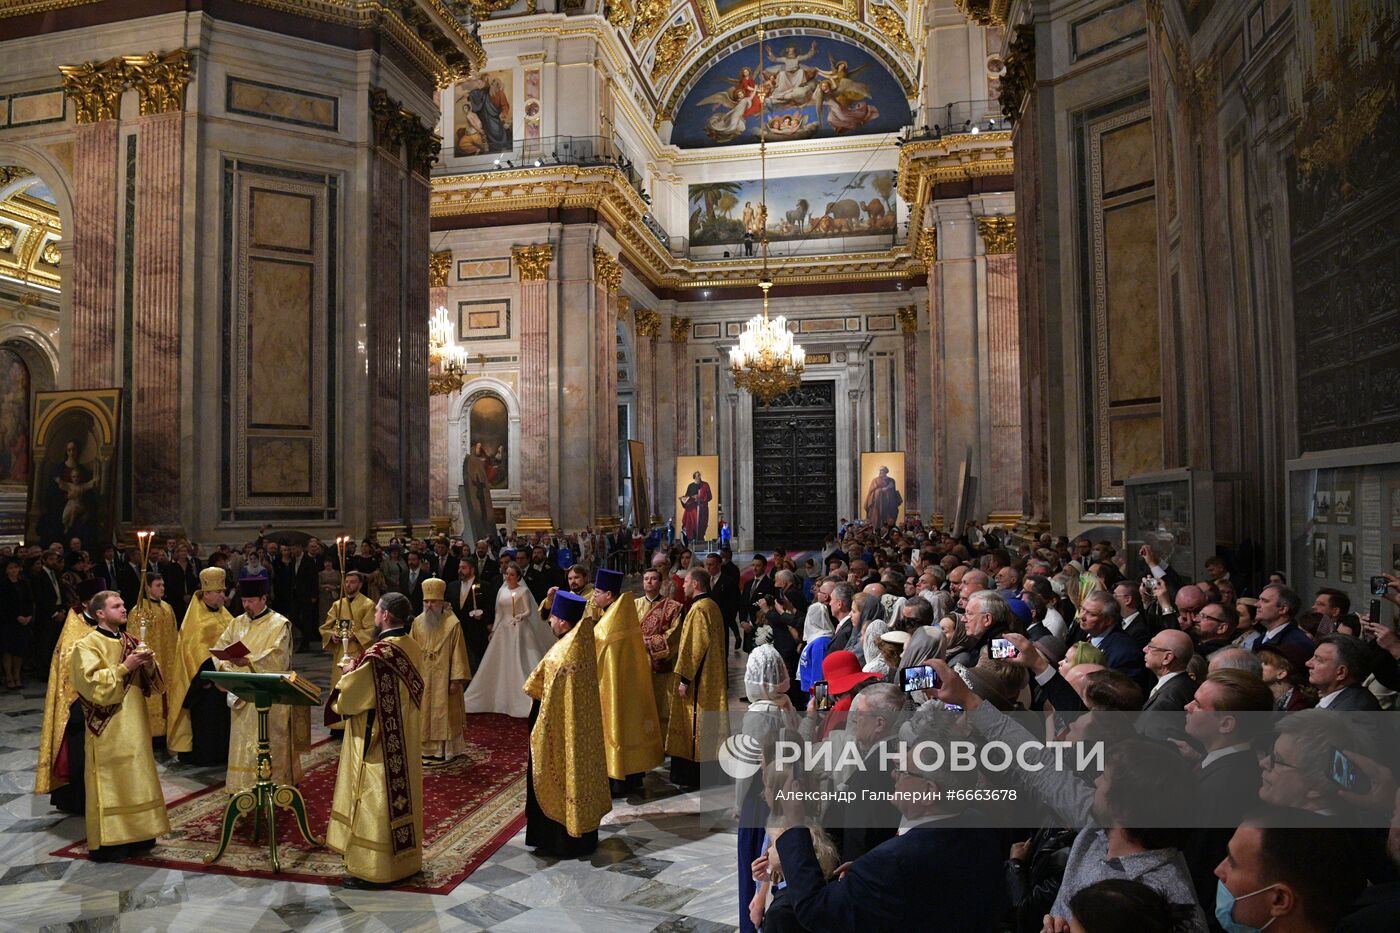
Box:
[822,650,878,695]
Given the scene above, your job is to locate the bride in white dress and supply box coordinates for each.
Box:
[463,563,554,717]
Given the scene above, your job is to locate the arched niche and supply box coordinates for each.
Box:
[447,377,523,530]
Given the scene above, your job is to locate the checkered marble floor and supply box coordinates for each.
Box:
[0,647,746,932]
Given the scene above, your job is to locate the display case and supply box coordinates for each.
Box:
[1123,469,1218,581]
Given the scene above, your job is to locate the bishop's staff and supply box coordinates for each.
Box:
[334,535,353,656]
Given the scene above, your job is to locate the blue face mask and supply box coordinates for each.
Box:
[1215,879,1279,933]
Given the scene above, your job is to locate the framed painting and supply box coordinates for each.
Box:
[26,389,122,548]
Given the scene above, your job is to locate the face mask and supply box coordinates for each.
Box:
[1214,879,1279,933]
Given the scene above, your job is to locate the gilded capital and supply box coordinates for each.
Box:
[896,305,918,333]
[636,306,662,338]
[616,295,631,320]
[671,316,690,343]
[429,250,452,288]
[593,246,623,292]
[60,57,128,124]
[122,49,193,116]
[953,0,1009,27]
[977,215,1016,254]
[513,244,554,281]
[914,227,938,264]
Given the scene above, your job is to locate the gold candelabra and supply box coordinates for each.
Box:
[132,530,155,648]
[334,536,353,656]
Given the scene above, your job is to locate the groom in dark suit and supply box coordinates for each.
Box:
[445,555,495,669]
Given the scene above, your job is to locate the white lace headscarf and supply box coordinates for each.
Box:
[744,644,790,703]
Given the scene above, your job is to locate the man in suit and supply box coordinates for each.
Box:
[1251,584,1315,670]
[522,544,562,602]
[1074,591,1147,686]
[704,552,742,657]
[739,553,776,650]
[444,554,494,669]
[402,550,429,617]
[1138,628,1196,744]
[1193,601,1240,659]
[158,542,200,616]
[1111,579,1152,648]
[1307,634,1380,710]
[473,539,500,584]
[98,544,140,609]
[824,683,903,863]
[285,541,320,647]
[772,714,1005,933]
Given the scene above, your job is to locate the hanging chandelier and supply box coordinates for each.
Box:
[728,5,805,404]
[428,305,468,396]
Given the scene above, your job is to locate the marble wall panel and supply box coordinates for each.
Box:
[1109,410,1163,486]
[225,77,339,131]
[248,258,313,426]
[7,90,65,125]
[697,358,719,455]
[1104,199,1161,402]
[250,189,313,252]
[1071,0,1147,61]
[248,437,312,495]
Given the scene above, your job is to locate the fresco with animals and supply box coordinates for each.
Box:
[687,171,897,248]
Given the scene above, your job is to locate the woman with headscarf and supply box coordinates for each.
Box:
[896,625,946,706]
[939,611,976,664]
[737,646,796,933]
[796,602,835,694]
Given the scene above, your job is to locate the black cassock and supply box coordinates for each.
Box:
[523,698,598,858]
[180,659,231,766]
[49,699,86,815]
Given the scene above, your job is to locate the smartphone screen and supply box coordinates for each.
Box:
[900,664,940,693]
[991,638,1019,660]
[1331,749,1367,792]
[813,680,831,710]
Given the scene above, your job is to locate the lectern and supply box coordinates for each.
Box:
[199,671,322,872]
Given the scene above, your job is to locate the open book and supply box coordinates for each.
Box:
[208,641,249,662]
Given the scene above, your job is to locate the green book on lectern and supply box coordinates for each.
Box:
[200,671,322,706]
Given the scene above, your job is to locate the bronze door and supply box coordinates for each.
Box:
[752,381,837,549]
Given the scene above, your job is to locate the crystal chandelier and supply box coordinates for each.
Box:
[728,6,805,403]
[428,305,468,396]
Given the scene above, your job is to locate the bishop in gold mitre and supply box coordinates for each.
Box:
[409,576,472,764]
[131,572,180,738]
[536,564,594,621]
[591,568,663,797]
[328,593,425,888]
[523,589,610,858]
[666,567,730,789]
[320,570,376,728]
[635,566,685,737]
[166,567,234,766]
[212,577,306,791]
[36,577,105,813]
[69,589,170,861]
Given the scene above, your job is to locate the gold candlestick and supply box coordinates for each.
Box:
[335,536,352,660]
[135,530,153,648]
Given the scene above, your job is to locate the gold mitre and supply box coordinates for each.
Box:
[198,566,226,593]
[422,577,446,602]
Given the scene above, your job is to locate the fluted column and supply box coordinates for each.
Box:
[126,50,192,527]
[1013,95,1050,532]
[514,244,554,532]
[635,305,662,524]
[672,316,690,457]
[593,247,622,530]
[61,58,126,389]
[917,228,944,527]
[979,216,1023,524]
[897,305,921,515]
[655,312,678,521]
[428,250,451,520]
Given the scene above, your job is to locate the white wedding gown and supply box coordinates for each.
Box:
[462,581,554,718]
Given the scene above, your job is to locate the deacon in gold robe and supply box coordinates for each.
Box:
[409,577,472,763]
[591,568,663,797]
[167,568,234,766]
[320,570,376,729]
[213,577,305,791]
[666,567,730,789]
[328,593,425,887]
[523,590,610,858]
[537,564,594,621]
[36,577,105,813]
[69,590,170,861]
[130,573,180,738]
[635,568,685,737]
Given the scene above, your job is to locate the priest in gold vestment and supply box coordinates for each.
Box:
[131,573,180,738]
[328,593,425,887]
[523,590,610,858]
[592,568,663,796]
[167,568,234,766]
[36,577,105,809]
[666,567,730,789]
[320,570,376,728]
[70,590,170,861]
[635,568,685,738]
[409,577,472,763]
[212,577,306,791]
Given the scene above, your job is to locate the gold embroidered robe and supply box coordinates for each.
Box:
[69,628,170,850]
[409,610,472,758]
[595,596,663,779]
[319,592,377,694]
[166,596,234,754]
[131,598,180,737]
[35,609,93,794]
[634,595,685,736]
[213,609,305,791]
[665,595,729,763]
[523,616,611,836]
[328,634,425,883]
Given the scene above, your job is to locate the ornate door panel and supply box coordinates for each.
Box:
[752,381,837,549]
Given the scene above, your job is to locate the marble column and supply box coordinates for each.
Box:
[368,146,405,526]
[403,173,431,532]
[898,305,921,515]
[60,57,127,390]
[655,313,678,524]
[979,216,1023,523]
[592,247,622,529]
[429,251,451,521]
[672,316,690,457]
[918,228,945,526]
[514,244,554,532]
[1013,97,1050,531]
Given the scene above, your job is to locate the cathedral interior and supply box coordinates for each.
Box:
[0,0,1398,929]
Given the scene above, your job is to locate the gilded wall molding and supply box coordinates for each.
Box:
[671,315,690,343]
[59,57,127,124]
[869,2,915,57]
[895,132,1014,209]
[896,304,917,333]
[650,22,695,84]
[122,49,193,115]
[512,243,554,280]
[630,0,667,45]
[429,250,452,287]
[913,227,937,264]
[593,246,624,291]
[977,215,1015,254]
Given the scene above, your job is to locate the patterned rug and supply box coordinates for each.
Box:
[52,713,528,894]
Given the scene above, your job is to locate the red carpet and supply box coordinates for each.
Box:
[53,713,528,894]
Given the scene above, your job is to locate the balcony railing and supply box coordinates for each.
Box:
[900,99,1008,143]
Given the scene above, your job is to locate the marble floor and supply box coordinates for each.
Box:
[0,646,746,933]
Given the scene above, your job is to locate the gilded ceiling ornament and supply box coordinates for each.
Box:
[122,49,193,116]
[671,315,691,343]
[914,227,937,264]
[0,226,16,251]
[630,0,667,45]
[0,166,33,187]
[650,22,695,84]
[59,57,128,124]
[606,0,632,29]
[513,243,554,280]
[896,304,917,333]
[41,242,61,265]
[468,0,520,14]
[636,306,662,337]
[977,215,1015,254]
[869,3,915,57]
[429,250,453,288]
